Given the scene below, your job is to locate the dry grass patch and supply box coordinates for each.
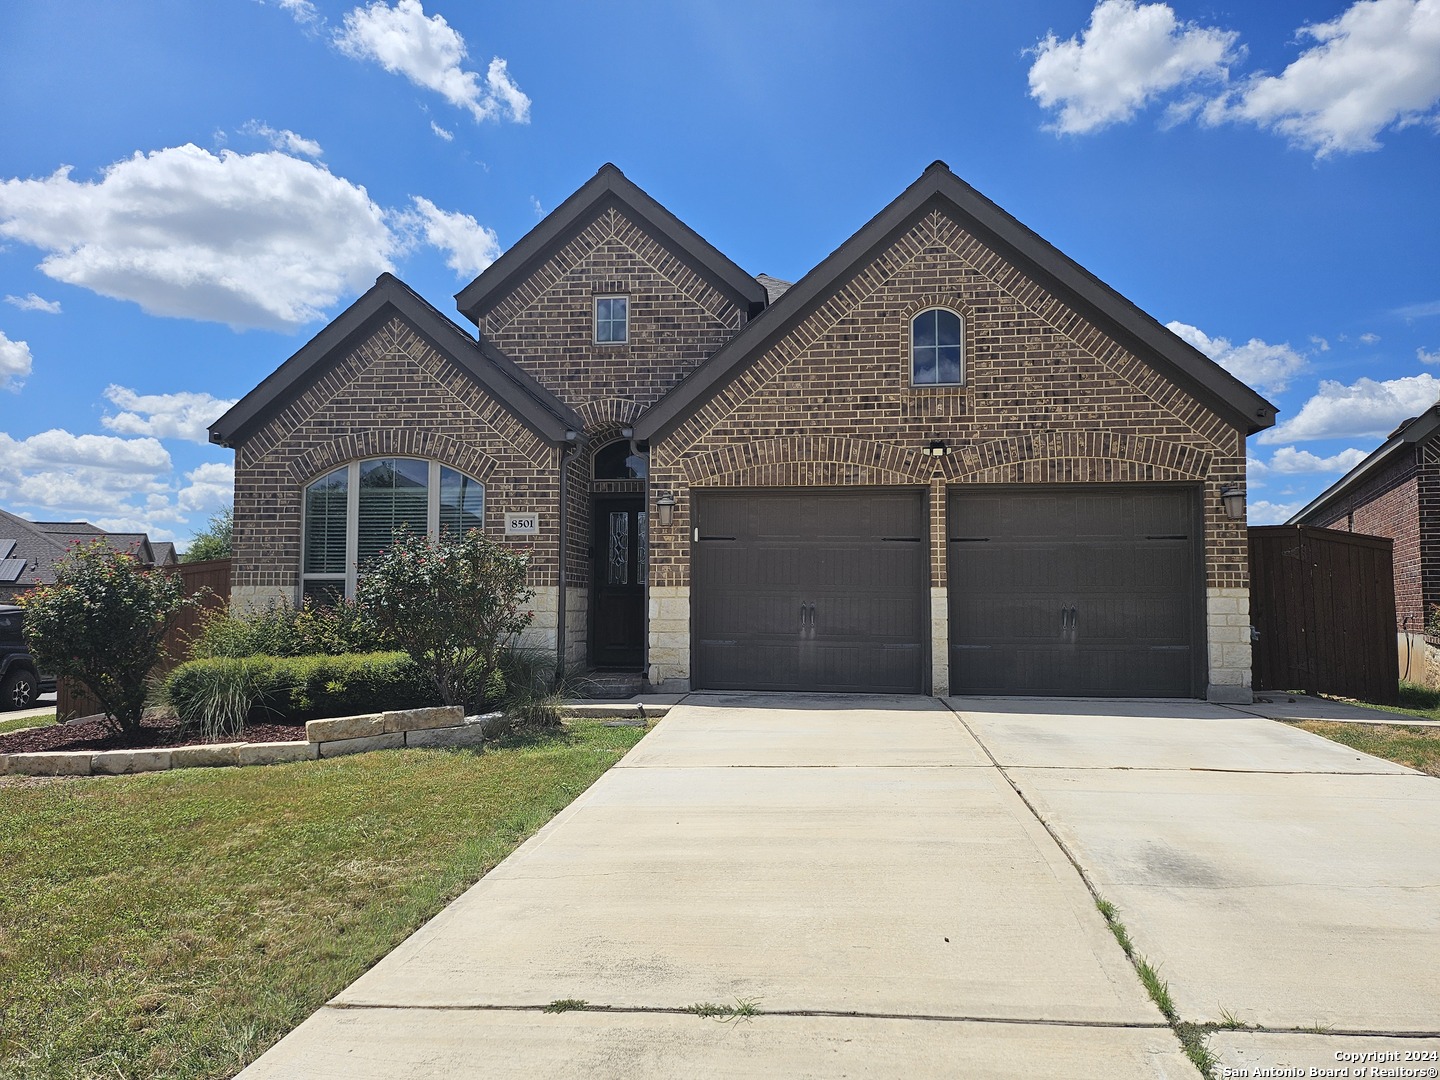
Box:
[1288,720,1440,777]
[0,720,644,1080]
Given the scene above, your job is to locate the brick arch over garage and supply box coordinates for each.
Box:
[286,430,501,486]
[682,436,934,487]
[945,431,1211,484]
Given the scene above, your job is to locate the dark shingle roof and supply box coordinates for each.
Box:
[0,508,165,588]
[755,274,793,303]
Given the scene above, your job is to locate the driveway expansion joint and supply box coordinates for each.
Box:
[323,1002,1174,1030]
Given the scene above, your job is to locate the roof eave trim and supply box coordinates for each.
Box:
[635,166,1277,442]
[1286,407,1440,524]
[455,164,767,323]
[209,276,577,449]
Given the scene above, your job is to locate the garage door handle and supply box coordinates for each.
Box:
[808,603,816,630]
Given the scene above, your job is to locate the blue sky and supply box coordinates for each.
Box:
[1,0,1438,546]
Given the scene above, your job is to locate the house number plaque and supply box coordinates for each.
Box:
[504,513,540,536]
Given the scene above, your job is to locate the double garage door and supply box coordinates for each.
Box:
[691,486,1201,697]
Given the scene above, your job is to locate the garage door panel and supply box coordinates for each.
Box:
[694,490,927,694]
[948,487,1201,698]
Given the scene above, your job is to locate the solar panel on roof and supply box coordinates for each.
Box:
[0,540,13,560]
[0,558,25,583]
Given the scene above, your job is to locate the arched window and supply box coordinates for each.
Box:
[911,308,963,386]
[301,458,485,603]
[592,439,647,479]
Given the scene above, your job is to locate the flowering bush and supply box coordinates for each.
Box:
[188,596,391,659]
[355,529,534,711]
[21,540,195,741]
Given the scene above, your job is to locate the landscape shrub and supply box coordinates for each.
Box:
[356,529,534,712]
[165,651,438,725]
[188,597,392,660]
[21,540,196,742]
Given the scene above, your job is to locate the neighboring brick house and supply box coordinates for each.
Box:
[0,508,178,602]
[211,162,1276,701]
[1288,406,1440,636]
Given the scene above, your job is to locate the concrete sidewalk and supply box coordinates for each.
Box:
[240,693,1195,1078]
[949,697,1440,1073]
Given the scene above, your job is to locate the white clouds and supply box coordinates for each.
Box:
[0,429,173,524]
[1418,346,1440,365]
[178,461,235,512]
[0,331,32,391]
[4,292,61,314]
[1360,332,1382,344]
[430,120,454,141]
[1027,0,1240,134]
[397,196,500,277]
[1030,0,1440,155]
[1166,320,1307,393]
[1266,446,1370,473]
[0,144,397,330]
[1257,371,1440,443]
[336,0,530,124]
[101,385,239,445]
[1248,499,1305,525]
[1214,0,1440,156]
[1396,299,1440,319]
[240,120,323,158]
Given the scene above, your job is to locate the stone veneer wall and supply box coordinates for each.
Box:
[644,207,1251,700]
[230,314,560,656]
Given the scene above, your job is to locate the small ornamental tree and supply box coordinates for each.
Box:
[355,529,534,711]
[21,540,195,742]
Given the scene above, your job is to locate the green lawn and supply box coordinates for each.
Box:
[0,720,644,1080]
[0,710,57,736]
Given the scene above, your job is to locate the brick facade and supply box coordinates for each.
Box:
[476,205,746,425]
[220,164,1268,700]
[644,208,1248,695]
[1310,446,1424,633]
[230,315,558,610]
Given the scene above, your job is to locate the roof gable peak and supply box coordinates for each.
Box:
[455,165,767,324]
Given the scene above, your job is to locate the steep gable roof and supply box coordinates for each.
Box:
[455,163,769,324]
[634,162,1278,442]
[1288,405,1440,525]
[209,273,583,449]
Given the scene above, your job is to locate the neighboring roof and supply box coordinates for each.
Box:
[0,507,164,588]
[634,161,1278,442]
[755,274,793,303]
[210,273,583,448]
[1288,405,1440,525]
[152,541,178,565]
[455,163,770,324]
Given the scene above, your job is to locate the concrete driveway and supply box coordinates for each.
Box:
[240,693,1196,1078]
[949,697,1440,1073]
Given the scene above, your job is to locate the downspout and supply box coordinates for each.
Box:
[556,430,581,678]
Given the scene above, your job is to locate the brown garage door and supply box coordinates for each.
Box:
[948,486,1202,697]
[693,490,927,693]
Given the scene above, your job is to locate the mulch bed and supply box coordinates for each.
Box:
[0,714,307,755]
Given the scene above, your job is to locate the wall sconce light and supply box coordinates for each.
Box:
[1220,484,1246,521]
[655,492,676,526]
[922,440,950,457]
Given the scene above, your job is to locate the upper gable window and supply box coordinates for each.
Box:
[911,308,963,386]
[595,296,628,344]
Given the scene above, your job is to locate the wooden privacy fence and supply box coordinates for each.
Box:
[57,558,231,720]
[1248,526,1398,705]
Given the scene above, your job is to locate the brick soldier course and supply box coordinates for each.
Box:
[212,161,1275,701]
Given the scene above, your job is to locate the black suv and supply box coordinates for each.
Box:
[0,604,55,711]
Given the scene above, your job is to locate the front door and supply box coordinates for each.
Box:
[589,497,645,669]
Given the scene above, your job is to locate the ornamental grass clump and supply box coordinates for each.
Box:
[20,540,196,743]
[356,529,534,713]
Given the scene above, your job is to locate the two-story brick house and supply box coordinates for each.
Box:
[210,162,1275,701]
